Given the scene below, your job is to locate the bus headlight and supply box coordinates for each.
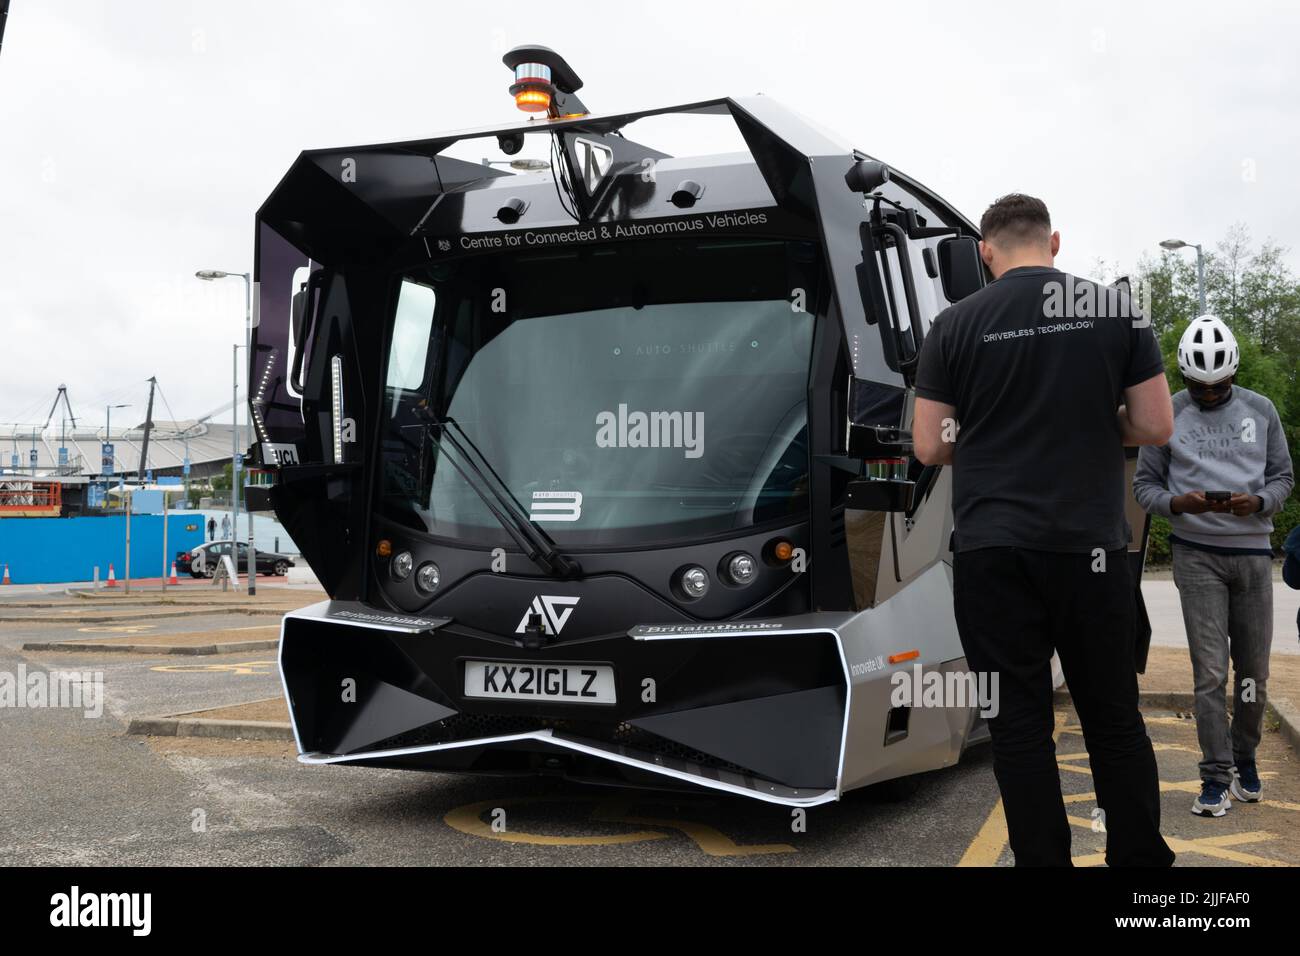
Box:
[390,552,413,581]
[415,562,441,594]
[723,552,757,586]
[679,566,709,599]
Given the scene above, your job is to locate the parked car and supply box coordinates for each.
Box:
[182,541,295,578]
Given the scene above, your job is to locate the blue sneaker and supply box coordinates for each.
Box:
[1230,761,1262,802]
[1192,780,1231,817]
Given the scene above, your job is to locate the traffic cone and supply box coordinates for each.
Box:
[106,563,118,587]
[168,562,179,585]
[1,564,10,585]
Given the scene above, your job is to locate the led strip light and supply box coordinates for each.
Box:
[330,354,345,464]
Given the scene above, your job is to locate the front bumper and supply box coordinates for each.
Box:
[279,564,971,807]
[279,601,848,805]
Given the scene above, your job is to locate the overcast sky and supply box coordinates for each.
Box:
[1,0,1297,431]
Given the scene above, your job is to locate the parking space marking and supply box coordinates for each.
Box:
[1154,832,1287,866]
[959,798,1010,867]
[961,706,1295,866]
[78,625,158,634]
[1054,742,1201,760]
[1056,763,1095,778]
[444,796,796,856]
[1262,797,1300,813]
[1149,742,1202,755]
[150,660,277,676]
[591,798,796,857]
[1068,826,1285,867]
[444,797,670,846]
[958,709,1070,866]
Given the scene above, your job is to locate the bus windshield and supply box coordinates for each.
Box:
[379,237,820,548]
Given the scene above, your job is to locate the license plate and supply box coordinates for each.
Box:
[261,442,300,466]
[463,661,615,704]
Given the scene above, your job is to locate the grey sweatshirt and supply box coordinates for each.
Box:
[1134,386,1295,550]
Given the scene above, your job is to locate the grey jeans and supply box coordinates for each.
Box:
[1171,544,1274,784]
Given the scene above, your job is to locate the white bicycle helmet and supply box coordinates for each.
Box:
[1177,314,1239,384]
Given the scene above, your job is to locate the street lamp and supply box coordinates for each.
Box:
[1158,238,1207,315]
[103,403,129,487]
[176,420,203,499]
[197,269,257,595]
[104,404,129,467]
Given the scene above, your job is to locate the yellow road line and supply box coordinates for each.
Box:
[956,797,1009,867]
[592,800,795,857]
[150,660,277,675]
[1158,832,1285,867]
[443,798,669,846]
[958,709,1071,866]
[442,796,796,856]
[1054,742,1199,762]
[1067,817,1283,866]
[957,709,1234,866]
[1262,799,1300,812]
[1057,763,1094,777]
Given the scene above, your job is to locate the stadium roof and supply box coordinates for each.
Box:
[0,421,240,477]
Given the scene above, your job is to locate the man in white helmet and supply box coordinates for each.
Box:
[1134,314,1294,817]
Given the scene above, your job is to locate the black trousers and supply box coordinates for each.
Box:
[953,547,1175,867]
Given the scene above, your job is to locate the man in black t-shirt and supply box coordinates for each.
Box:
[913,193,1175,866]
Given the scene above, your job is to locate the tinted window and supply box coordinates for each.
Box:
[387,280,436,390]
[380,238,820,547]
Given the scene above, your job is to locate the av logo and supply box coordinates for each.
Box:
[576,138,613,192]
[516,595,581,635]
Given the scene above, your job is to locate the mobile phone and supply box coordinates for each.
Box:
[1205,491,1232,502]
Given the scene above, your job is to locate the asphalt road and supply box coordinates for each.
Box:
[2,585,1298,866]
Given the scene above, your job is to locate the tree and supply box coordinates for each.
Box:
[210,462,233,493]
[1133,225,1300,559]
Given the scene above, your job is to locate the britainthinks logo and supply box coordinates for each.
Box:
[515,595,581,635]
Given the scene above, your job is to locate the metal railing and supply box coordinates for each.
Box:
[0,480,61,514]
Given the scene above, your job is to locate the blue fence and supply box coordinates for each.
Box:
[0,515,205,585]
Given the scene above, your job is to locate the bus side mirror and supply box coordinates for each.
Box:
[937,236,985,302]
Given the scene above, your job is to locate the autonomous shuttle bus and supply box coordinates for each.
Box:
[251,47,1151,806]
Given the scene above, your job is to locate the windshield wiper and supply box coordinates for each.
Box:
[405,411,582,579]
